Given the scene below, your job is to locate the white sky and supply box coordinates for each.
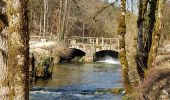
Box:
[108,0,139,14]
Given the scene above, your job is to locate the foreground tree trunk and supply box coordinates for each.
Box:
[142,0,158,71]
[6,0,29,99]
[118,0,132,93]
[136,0,164,79]
[136,0,149,79]
[0,0,9,99]
[147,0,165,68]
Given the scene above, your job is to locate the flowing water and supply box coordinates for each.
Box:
[97,57,120,64]
[29,59,122,100]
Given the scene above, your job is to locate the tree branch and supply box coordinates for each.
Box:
[91,0,119,20]
[71,0,119,21]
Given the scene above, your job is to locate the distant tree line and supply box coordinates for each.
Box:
[29,0,121,40]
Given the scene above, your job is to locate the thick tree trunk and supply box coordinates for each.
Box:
[136,0,165,79]
[0,1,9,99]
[144,0,157,53]
[141,0,158,72]
[118,0,132,93]
[136,0,148,79]
[6,0,29,99]
[0,27,8,99]
[147,0,165,68]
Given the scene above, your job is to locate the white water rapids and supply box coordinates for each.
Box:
[97,56,120,64]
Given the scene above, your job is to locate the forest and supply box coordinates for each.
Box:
[0,0,170,100]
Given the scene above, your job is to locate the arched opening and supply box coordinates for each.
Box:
[60,48,86,62]
[93,50,119,64]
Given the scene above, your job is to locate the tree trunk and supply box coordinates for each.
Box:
[118,0,132,93]
[39,7,42,37]
[65,4,70,38]
[61,0,68,40]
[144,0,157,52]
[136,0,165,79]
[43,0,48,39]
[0,0,9,99]
[131,0,134,12]
[141,0,158,72]
[136,0,149,79]
[6,0,29,99]
[58,0,67,41]
[147,0,165,68]
[57,0,63,41]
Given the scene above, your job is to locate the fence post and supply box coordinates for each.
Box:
[96,38,99,45]
[102,37,104,45]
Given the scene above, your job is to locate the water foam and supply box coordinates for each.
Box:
[97,57,120,64]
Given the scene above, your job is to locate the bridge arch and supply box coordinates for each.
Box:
[93,50,119,62]
[70,48,86,58]
[59,48,86,62]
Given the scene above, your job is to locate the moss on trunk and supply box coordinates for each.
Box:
[147,0,165,69]
[0,1,9,99]
[118,0,132,94]
[6,0,29,99]
[136,0,150,80]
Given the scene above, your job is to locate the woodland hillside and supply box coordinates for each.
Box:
[29,0,170,40]
[29,0,120,38]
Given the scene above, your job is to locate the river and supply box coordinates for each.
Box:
[29,59,123,100]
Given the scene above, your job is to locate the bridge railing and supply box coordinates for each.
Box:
[30,36,119,47]
[65,36,118,46]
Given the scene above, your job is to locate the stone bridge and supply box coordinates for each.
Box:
[30,36,119,61]
[64,36,119,59]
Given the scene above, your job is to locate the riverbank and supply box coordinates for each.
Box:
[29,41,93,81]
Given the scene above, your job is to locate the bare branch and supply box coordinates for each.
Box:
[91,0,119,20]
[71,0,119,21]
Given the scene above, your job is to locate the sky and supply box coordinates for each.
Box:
[108,0,139,14]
